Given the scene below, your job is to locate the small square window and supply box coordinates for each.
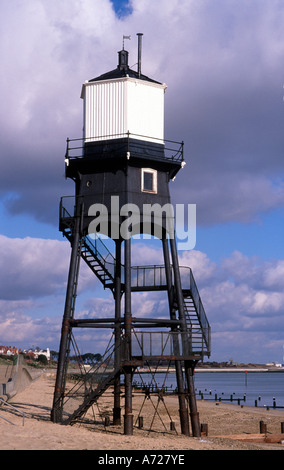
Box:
[141,168,157,193]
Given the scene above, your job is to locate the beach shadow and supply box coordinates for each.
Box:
[0,401,52,422]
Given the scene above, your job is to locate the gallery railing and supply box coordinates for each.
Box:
[65,132,184,164]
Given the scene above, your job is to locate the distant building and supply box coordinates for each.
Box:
[35,348,50,361]
[23,347,50,361]
[0,345,19,356]
[0,345,50,361]
[266,362,283,368]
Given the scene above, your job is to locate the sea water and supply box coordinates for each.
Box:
[133,371,284,408]
[194,371,284,408]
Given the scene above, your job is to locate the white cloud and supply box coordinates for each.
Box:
[178,250,217,283]
[263,260,284,290]
[131,241,164,265]
[0,300,60,348]
[0,234,96,300]
[250,290,284,314]
[0,235,69,299]
[0,0,283,224]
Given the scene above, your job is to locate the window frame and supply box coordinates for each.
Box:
[141,168,158,194]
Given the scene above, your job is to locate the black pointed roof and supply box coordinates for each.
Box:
[89,50,162,85]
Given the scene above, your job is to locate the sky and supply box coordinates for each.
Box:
[0,0,284,364]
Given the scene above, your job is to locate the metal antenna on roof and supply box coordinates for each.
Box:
[123,35,131,50]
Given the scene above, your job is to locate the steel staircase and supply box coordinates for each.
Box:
[183,291,210,357]
[60,207,115,290]
[64,366,121,425]
[131,265,210,357]
[80,235,115,289]
[61,336,124,425]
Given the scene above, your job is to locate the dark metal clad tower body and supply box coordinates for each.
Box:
[51,36,210,437]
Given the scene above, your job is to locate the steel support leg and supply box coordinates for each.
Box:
[51,213,82,423]
[123,237,133,435]
[113,239,122,425]
[169,235,201,437]
[162,237,190,436]
[185,361,200,437]
[124,366,133,435]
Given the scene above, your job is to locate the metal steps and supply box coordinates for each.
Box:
[62,228,115,290]
[64,366,121,425]
[60,337,123,425]
[183,292,210,357]
[80,235,115,289]
[130,264,210,356]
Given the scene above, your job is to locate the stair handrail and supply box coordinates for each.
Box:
[60,196,117,282]
[185,267,211,353]
[62,334,126,424]
[64,335,116,401]
[83,234,116,281]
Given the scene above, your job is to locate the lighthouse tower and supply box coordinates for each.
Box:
[51,35,210,437]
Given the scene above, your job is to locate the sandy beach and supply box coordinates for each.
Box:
[0,370,284,451]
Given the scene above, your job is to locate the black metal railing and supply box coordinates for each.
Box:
[64,132,184,164]
[131,330,205,360]
[186,268,211,354]
[131,264,211,355]
[59,196,116,284]
[131,264,167,289]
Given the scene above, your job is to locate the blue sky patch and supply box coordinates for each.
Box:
[110,0,133,17]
